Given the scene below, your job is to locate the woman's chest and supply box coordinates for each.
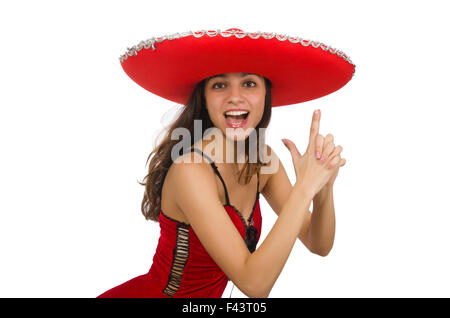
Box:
[161,167,269,224]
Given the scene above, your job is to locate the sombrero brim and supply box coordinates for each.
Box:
[119,29,356,107]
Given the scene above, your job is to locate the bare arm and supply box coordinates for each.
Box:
[309,185,335,256]
[171,152,313,298]
[245,183,312,297]
[262,145,314,250]
[263,148,335,256]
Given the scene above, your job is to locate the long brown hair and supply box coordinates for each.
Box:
[139,75,272,221]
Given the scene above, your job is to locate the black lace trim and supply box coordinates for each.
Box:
[225,170,260,229]
[163,223,190,297]
[160,209,190,227]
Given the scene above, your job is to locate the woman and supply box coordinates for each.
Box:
[98,28,354,298]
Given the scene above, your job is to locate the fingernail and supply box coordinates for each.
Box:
[315,109,319,116]
[320,156,326,162]
[316,152,321,158]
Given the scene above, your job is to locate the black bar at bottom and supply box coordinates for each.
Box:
[0,298,448,316]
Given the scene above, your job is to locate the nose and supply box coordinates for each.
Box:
[227,83,244,104]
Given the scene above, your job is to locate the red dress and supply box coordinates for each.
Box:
[97,148,262,298]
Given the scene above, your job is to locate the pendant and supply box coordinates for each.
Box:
[245,225,258,253]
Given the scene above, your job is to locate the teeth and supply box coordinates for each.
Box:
[225,110,249,116]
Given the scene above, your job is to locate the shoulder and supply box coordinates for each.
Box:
[262,144,281,168]
[166,150,220,208]
[169,149,215,177]
[260,144,283,192]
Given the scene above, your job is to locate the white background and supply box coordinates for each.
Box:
[1,0,449,298]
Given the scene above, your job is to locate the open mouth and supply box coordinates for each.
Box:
[224,111,249,128]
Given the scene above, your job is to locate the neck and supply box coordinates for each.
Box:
[198,129,247,169]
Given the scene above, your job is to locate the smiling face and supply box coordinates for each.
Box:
[204,72,266,141]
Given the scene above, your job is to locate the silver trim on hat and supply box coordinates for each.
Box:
[119,29,356,77]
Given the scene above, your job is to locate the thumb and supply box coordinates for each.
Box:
[282,138,302,160]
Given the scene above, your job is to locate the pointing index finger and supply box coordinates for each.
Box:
[310,109,321,143]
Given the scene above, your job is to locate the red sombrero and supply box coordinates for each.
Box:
[119,28,355,107]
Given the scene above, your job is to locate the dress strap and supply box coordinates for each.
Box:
[249,170,260,221]
[189,148,230,205]
[257,170,260,195]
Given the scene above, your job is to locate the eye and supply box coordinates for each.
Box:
[244,81,256,87]
[212,82,225,89]
[211,80,256,89]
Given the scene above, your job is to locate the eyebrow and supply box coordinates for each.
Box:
[208,73,255,80]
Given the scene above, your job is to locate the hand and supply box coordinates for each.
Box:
[282,109,346,197]
[313,110,346,187]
